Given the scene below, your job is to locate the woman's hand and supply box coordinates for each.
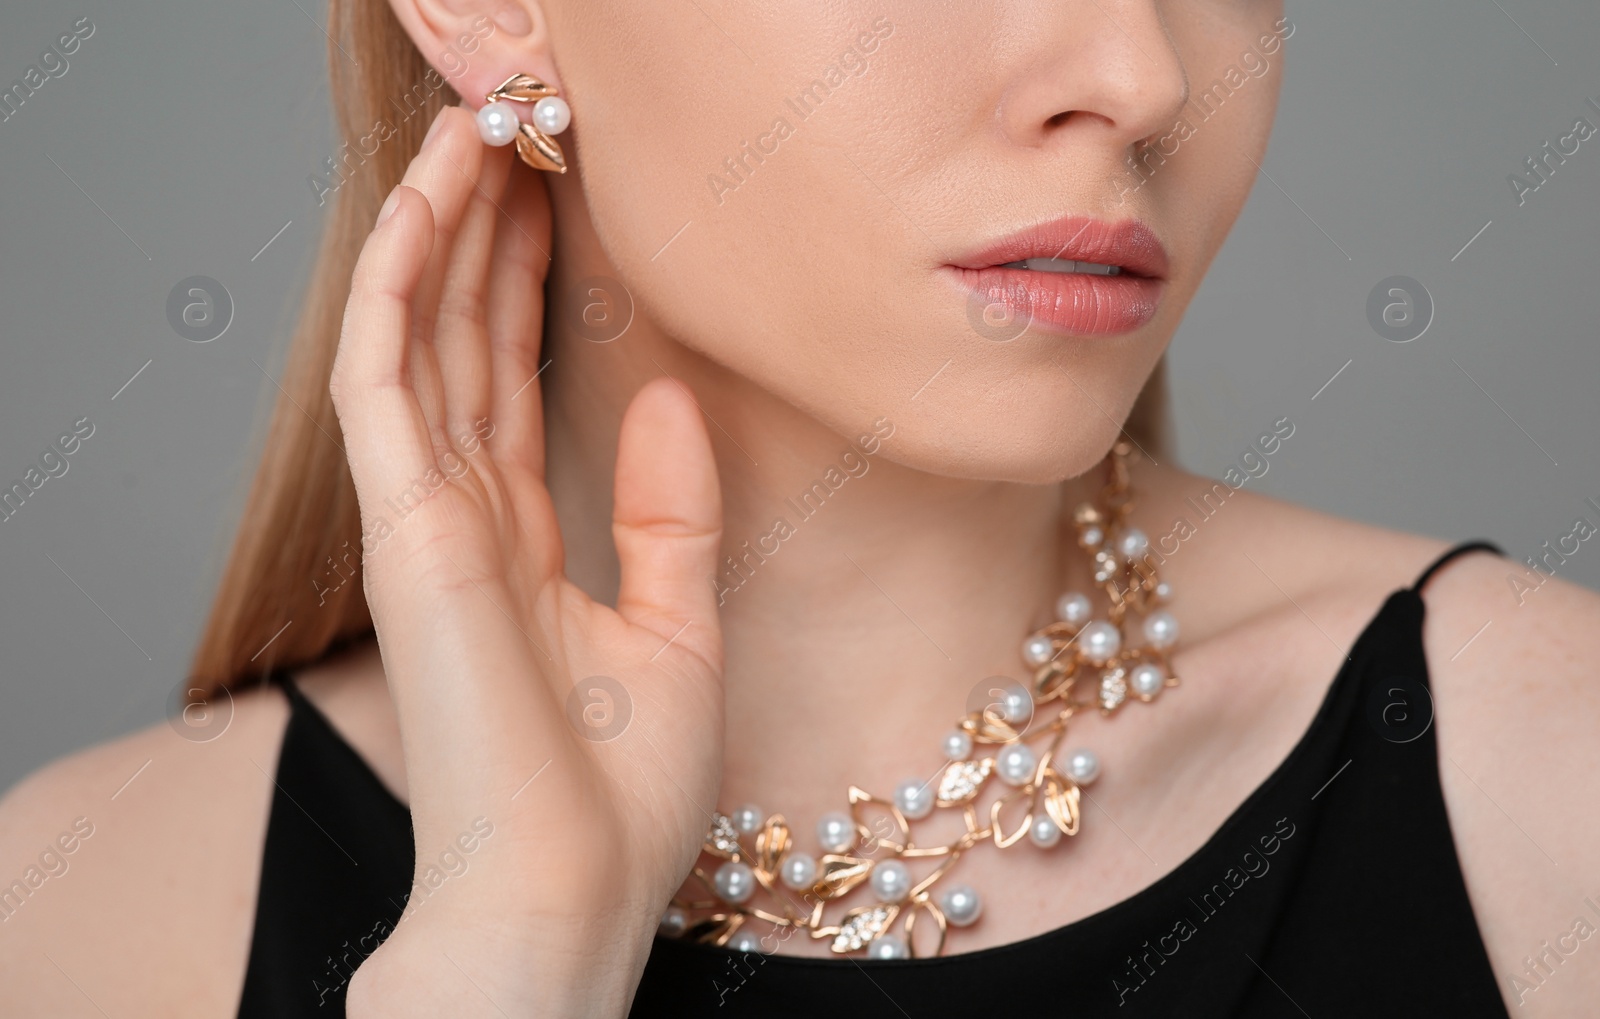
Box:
[329,105,725,1018]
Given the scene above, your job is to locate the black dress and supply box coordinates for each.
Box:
[237,541,1512,1017]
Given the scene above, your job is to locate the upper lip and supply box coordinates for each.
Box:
[947,216,1170,280]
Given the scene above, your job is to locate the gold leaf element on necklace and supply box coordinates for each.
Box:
[1033,658,1076,703]
[825,903,901,954]
[973,707,1021,744]
[685,911,746,946]
[812,854,873,900]
[989,785,1034,849]
[1099,666,1129,713]
[703,812,742,859]
[935,758,993,807]
[1041,764,1082,837]
[906,850,963,900]
[753,815,791,883]
[902,896,949,958]
[847,785,909,853]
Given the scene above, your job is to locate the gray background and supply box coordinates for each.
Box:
[1,0,1596,793]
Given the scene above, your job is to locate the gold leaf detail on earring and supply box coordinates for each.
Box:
[515,122,567,173]
[488,72,557,103]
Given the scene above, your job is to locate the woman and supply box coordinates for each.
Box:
[2,0,1595,1015]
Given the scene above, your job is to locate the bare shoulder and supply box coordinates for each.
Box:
[0,681,288,1018]
[1418,553,1600,1012]
[1138,457,1600,1011]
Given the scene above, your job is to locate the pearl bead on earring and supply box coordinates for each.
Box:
[475,100,521,147]
[532,95,571,135]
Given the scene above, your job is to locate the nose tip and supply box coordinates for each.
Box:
[1000,3,1191,156]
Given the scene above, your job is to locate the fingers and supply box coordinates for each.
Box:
[395,106,484,453]
[484,161,555,477]
[329,186,438,520]
[433,138,513,447]
[612,377,725,674]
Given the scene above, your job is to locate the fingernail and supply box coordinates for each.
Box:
[422,112,448,151]
[376,189,401,227]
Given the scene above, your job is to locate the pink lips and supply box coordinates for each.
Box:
[946,217,1170,337]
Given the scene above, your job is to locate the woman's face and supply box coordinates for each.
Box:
[446,1,1285,482]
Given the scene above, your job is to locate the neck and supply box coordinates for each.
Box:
[538,174,1104,815]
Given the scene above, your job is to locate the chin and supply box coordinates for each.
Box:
[868,404,1132,486]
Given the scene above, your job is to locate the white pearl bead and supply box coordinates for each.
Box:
[1078,620,1122,665]
[475,101,520,147]
[1021,634,1055,666]
[869,859,912,903]
[939,884,983,926]
[731,804,763,835]
[893,778,935,820]
[996,743,1037,786]
[1066,748,1101,785]
[1055,591,1092,626]
[868,933,910,959]
[781,852,818,890]
[1130,663,1165,698]
[1143,610,1180,649]
[713,861,755,904]
[727,930,765,954]
[817,812,856,854]
[997,685,1032,725]
[1029,814,1062,848]
[1082,525,1104,546]
[659,905,687,937]
[532,95,571,135]
[942,729,973,760]
[1154,581,1173,602]
[1117,527,1149,561]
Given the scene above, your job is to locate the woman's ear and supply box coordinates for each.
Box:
[385,0,560,104]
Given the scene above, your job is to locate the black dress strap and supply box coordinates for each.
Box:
[1411,540,1505,593]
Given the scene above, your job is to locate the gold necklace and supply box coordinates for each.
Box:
[661,441,1179,959]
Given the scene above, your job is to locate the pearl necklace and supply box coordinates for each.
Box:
[661,442,1179,959]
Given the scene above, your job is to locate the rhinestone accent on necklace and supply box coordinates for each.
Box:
[662,441,1178,958]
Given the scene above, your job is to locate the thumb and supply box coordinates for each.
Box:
[612,375,724,674]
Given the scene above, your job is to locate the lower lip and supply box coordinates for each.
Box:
[947,265,1164,336]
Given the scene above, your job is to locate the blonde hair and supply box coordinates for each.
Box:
[186,1,1175,693]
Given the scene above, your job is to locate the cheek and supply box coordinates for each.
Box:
[559,5,940,402]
